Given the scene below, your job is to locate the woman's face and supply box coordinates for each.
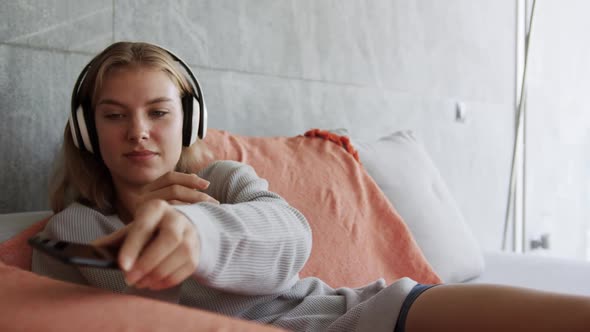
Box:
[94,66,184,189]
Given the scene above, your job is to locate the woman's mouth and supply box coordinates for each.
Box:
[124,150,157,161]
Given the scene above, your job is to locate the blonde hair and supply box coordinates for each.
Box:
[49,42,212,213]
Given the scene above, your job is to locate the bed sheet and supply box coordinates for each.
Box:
[466,251,590,296]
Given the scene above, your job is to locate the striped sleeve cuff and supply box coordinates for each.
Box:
[173,203,221,279]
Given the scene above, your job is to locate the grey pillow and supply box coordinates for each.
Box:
[341,129,485,283]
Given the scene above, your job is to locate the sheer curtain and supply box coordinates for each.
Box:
[505,0,590,260]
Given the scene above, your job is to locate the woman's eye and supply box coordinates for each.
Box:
[150,110,169,117]
[104,113,124,119]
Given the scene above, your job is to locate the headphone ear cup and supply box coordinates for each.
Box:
[181,95,205,146]
[76,105,94,153]
[68,113,81,149]
[188,96,200,145]
[199,97,207,140]
[181,95,194,146]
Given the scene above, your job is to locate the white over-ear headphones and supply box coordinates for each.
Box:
[69,43,208,155]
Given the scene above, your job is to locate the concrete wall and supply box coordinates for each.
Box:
[1,1,517,253]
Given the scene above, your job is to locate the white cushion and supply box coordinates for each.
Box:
[0,210,53,243]
[343,129,484,283]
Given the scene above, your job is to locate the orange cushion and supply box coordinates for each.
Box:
[0,259,284,332]
[204,129,441,287]
[0,217,49,270]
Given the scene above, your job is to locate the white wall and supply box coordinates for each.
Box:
[525,0,590,260]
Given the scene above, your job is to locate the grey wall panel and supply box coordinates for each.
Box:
[380,1,516,104]
[0,45,91,212]
[113,0,515,104]
[113,0,211,66]
[1,0,112,53]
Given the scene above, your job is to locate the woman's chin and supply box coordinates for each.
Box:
[115,172,165,188]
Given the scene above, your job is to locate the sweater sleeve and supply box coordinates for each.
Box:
[31,204,183,303]
[31,205,131,293]
[174,160,312,296]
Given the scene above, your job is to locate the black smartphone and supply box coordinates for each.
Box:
[28,234,119,269]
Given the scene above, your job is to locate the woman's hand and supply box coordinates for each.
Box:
[135,172,219,211]
[92,199,201,290]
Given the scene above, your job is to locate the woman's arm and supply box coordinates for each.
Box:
[175,160,312,295]
[90,160,311,296]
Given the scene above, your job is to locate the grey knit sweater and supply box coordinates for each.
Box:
[32,160,417,331]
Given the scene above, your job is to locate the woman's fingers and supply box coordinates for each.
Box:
[121,201,200,289]
[134,230,198,289]
[91,225,129,248]
[144,172,210,193]
[146,185,219,205]
[130,172,218,217]
[127,217,187,285]
[118,200,166,272]
[149,264,197,291]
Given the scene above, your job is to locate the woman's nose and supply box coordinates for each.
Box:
[127,116,150,142]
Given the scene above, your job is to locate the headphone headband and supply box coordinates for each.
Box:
[69,42,207,155]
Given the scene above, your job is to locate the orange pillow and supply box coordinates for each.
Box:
[204,129,441,287]
[0,259,284,332]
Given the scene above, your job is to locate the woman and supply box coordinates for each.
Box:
[33,41,590,332]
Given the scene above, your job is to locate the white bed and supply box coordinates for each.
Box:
[466,251,590,296]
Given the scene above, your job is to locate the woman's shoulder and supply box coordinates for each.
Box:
[42,203,122,243]
[199,160,250,171]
